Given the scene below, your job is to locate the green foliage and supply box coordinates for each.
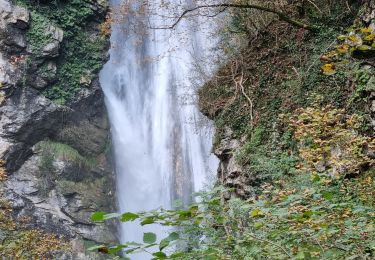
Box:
[0,229,67,259]
[17,0,107,103]
[352,66,375,102]
[44,32,106,102]
[304,0,360,27]
[26,11,55,55]
[47,0,94,35]
[91,168,375,259]
[143,232,157,244]
[288,106,375,178]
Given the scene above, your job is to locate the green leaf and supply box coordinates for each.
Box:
[108,245,127,254]
[254,222,264,229]
[124,247,140,254]
[152,251,167,259]
[143,232,157,244]
[121,212,139,222]
[322,191,333,201]
[141,217,155,225]
[302,210,313,219]
[296,251,312,259]
[250,208,263,218]
[177,209,192,219]
[208,198,220,206]
[159,232,180,251]
[91,212,106,222]
[312,174,320,182]
[189,204,199,213]
[168,232,179,241]
[169,252,185,258]
[87,245,106,251]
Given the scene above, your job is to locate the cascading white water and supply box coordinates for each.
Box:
[100,0,218,259]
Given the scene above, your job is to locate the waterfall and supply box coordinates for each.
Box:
[100,0,218,258]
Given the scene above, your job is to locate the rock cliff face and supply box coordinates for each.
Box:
[214,127,255,199]
[0,0,117,258]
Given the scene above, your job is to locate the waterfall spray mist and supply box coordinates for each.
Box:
[100,1,219,258]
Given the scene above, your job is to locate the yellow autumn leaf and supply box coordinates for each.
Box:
[348,34,361,43]
[360,27,372,33]
[363,33,375,41]
[321,63,336,75]
[336,44,349,54]
[250,208,263,218]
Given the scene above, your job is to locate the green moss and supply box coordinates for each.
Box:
[26,11,56,55]
[56,178,110,209]
[38,62,56,82]
[44,32,106,102]
[37,141,97,170]
[16,0,107,103]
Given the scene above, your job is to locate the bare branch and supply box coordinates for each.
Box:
[150,3,319,31]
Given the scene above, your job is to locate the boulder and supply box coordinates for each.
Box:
[9,6,29,29]
[46,24,63,43]
[42,41,60,58]
[0,0,28,52]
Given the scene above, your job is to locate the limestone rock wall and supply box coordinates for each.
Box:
[0,0,117,258]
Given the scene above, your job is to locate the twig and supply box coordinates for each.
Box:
[306,0,323,14]
[238,76,254,128]
[246,233,293,258]
[150,3,319,31]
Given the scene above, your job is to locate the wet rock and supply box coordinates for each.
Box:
[46,25,64,43]
[214,127,255,199]
[0,88,62,142]
[4,28,27,49]
[42,41,60,58]
[4,153,116,245]
[87,0,109,17]
[9,6,29,29]
[36,25,63,58]
[28,61,57,90]
[0,0,28,52]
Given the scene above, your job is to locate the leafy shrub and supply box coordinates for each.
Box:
[90,168,375,259]
[0,229,66,259]
[288,106,375,178]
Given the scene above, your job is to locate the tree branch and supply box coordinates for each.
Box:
[151,3,319,31]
